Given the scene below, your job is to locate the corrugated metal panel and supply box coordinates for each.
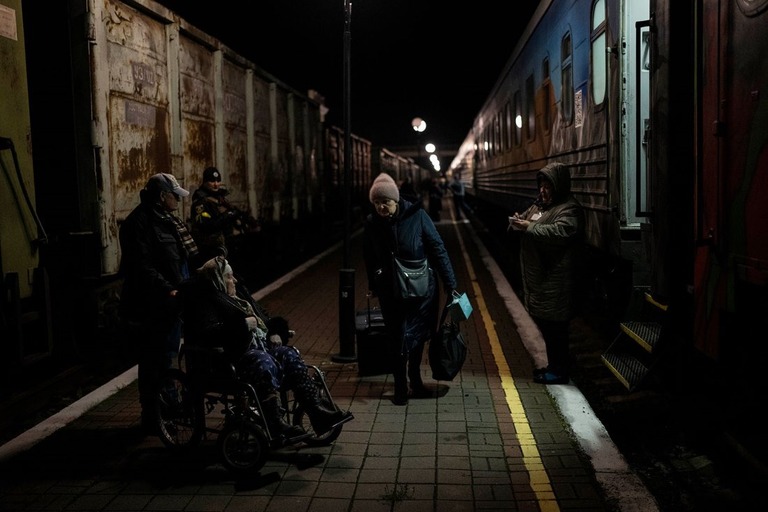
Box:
[105,0,172,221]
[79,0,323,274]
[220,56,248,211]
[178,31,216,202]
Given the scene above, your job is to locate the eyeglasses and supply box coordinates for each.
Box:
[373,199,396,207]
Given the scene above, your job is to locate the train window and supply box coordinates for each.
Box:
[493,112,504,154]
[541,57,551,133]
[503,102,512,150]
[525,74,535,141]
[561,33,574,125]
[591,0,607,106]
[513,91,522,146]
[490,116,496,157]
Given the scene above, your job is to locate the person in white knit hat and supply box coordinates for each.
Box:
[362,173,458,405]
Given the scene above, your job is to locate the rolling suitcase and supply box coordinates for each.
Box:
[355,301,394,376]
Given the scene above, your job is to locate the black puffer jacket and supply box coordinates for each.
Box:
[363,199,458,354]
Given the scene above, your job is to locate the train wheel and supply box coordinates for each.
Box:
[217,419,268,474]
[155,369,204,452]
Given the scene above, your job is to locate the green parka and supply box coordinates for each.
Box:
[516,163,585,321]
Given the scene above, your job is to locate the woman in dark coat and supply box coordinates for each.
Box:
[508,162,585,384]
[362,173,458,405]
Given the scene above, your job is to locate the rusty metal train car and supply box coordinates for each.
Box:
[448,0,768,443]
[0,0,420,387]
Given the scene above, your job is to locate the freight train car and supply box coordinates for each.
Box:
[0,0,416,392]
[448,0,768,457]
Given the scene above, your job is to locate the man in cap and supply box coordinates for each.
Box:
[190,166,257,264]
[118,173,198,432]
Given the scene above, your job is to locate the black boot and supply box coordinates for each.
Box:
[393,353,409,405]
[393,375,408,406]
[305,401,353,435]
[292,372,352,434]
[407,343,430,397]
[261,394,305,439]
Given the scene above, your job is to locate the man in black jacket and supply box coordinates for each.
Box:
[119,173,198,431]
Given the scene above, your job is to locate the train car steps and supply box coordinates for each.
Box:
[601,292,668,391]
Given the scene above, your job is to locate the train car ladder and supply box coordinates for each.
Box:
[601,292,668,391]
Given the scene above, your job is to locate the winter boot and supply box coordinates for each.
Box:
[305,400,353,435]
[393,374,409,406]
[292,372,353,434]
[260,394,305,439]
[408,352,432,398]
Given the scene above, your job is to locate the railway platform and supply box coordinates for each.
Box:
[0,206,655,512]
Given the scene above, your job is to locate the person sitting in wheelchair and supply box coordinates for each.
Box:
[183,256,352,439]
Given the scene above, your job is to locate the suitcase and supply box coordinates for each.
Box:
[355,306,394,376]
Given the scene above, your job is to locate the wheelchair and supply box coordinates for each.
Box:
[153,340,349,474]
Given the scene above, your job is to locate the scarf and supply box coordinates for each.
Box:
[198,256,268,335]
[154,207,199,258]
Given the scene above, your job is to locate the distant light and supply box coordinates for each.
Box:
[425,143,436,153]
[429,154,439,165]
[411,117,427,132]
[515,115,523,129]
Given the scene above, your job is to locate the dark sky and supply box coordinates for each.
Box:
[156,1,539,153]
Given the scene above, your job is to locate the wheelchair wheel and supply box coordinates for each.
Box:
[155,368,204,451]
[217,419,269,474]
[292,383,344,446]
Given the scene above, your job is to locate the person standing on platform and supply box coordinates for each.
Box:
[118,173,198,431]
[427,177,443,222]
[362,173,458,405]
[399,176,419,204]
[508,162,584,384]
[449,173,466,219]
[190,166,257,266]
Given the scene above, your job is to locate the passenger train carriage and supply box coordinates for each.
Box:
[449,0,768,407]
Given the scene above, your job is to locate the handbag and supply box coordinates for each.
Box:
[448,290,473,322]
[392,255,431,299]
[429,304,467,381]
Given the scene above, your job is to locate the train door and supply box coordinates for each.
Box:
[693,0,768,361]
[620,0,651,227]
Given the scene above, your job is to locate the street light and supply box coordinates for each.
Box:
[412,117,427,133]
[425,142,441,172]
[334,0,356,363]
[411,117,427,167]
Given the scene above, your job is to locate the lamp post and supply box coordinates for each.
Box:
[334,0,356,363]
[411,117,426,167]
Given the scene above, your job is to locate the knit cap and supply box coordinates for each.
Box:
[203,166,222,182]
[368,173,400,203]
